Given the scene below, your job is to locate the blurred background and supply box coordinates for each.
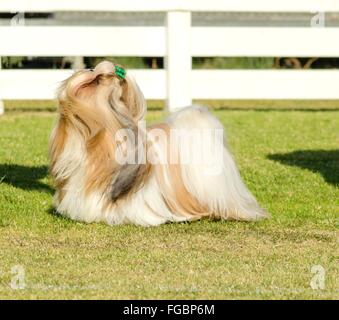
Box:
[1,1,339,111]
[1,11,339,70]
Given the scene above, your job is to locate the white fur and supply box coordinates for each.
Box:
[52,61,266,225]
[54,105,267,226]
[166,105,267,221]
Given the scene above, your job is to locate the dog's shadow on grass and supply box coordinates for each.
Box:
[267,149,339,186]
[0,164,53,194]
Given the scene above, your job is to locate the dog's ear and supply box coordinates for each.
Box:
[120,76,146,123]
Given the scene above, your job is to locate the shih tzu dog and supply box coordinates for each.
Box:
[49,61,267,226]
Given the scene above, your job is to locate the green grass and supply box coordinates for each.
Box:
[0,102,338,299]
[193,57,275,69]
[4,99,339,112]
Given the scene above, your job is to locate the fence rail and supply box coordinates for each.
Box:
[2,26,339,57]
[0,0,338,13]
[0,0,339,114]
[2,69,339,101]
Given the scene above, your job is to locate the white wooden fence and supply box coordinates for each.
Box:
[0,0,339,114]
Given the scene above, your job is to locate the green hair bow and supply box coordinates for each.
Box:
[115,66,126,79]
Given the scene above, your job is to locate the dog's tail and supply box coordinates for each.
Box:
[166,105,269,221]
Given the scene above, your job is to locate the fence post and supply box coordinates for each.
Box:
[165,11,192,112]
[0,56,3,115]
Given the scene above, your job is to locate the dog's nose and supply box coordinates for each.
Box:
[94,61,114,74]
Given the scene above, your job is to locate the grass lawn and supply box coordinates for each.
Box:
[0,101,338,299]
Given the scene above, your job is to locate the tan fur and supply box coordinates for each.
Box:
[148,123,208,218]
[49,114,69,204]
[49,115,68,172]
[85,128,116,194]
[51,64,153,210]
